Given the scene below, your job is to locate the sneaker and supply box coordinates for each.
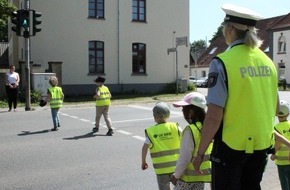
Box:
[51,128,58,131]
[106,129,114,136]
[92,127,99,133]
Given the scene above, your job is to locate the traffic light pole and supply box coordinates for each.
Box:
[24,0,31,111]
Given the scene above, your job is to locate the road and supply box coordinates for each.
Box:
[0,89,289,189]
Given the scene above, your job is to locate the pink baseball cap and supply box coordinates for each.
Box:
[173,92,206,109]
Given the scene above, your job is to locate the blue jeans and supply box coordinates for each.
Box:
[51,108,60,128]
[277,165,290,190]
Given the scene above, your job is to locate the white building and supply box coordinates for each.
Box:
[9,0,190,95]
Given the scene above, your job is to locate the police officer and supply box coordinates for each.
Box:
[192,4,278,190]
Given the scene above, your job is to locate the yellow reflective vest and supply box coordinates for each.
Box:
[48,86,63,108]
[145,122,181,175]
[217,44,277,153]
[95,85,111,106]
[274,121,290,165]
[180,123,212,183]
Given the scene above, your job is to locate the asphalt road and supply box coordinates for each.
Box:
[0,88,289,189]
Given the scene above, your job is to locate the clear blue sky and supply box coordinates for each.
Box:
[190,1,290,44]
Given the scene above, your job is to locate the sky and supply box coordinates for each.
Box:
[190,0,290,44]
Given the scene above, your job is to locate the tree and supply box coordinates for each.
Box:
[209,25,223,44]
[190,40,207,60]
[0,0,17,41]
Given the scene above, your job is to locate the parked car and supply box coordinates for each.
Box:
[195,77,208,87]
[189,76,198,84]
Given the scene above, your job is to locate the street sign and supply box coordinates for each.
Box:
[167,47,176,54]
[176,36,188,47]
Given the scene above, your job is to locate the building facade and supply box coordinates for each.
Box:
[10,0,190,95]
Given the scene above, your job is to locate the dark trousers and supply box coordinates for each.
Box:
[211,140,269,190]
[277,165,290,190]
[5,85,19,110]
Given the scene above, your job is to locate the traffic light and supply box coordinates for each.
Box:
[31,10,42,36]
[11,11,21,36]
[11,10,30,37]
[19,10,30,38]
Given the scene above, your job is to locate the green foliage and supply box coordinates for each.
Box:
[0,0,17,41]
[18,90,41,104]
[190,40,207,52]
[187,82,196,91]
[209,25,223,44]
[161,83,177,94]
[0,100,7,108]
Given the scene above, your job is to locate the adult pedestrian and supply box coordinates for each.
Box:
[5,65,20,112]
[192,4,278,190]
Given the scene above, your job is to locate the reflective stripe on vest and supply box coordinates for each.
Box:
[145,122,181,175]
[218,44,277,152]
[95,86,111,106]
[275,121,290,165]
[180,123,212,183]
[49,87,63,108]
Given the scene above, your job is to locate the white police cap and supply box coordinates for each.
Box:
[221,4,263,26]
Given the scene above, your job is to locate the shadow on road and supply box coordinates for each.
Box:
[18,130,50,136]
[63,132,109,140]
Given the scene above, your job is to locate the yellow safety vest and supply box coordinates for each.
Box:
[180,123,212,183]
[48,86,63,108]
[218,44,277,153]
[274,121,290,165]
[95,85,111,106]
[145,122,181,175]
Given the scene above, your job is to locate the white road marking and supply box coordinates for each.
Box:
[80,119,91,122]
[117,130,132,135]
[133,136,145,141]
[60,104,182,142]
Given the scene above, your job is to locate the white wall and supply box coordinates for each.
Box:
[23,0,189,92]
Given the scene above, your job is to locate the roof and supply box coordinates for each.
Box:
[197,14,287,68]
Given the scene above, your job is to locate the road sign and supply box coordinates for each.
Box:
[176,36,188,47]
[167,47,176,54]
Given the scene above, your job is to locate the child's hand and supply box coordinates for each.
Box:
[170,175,178,186]
[270,154,276,161]
[141,163,148,170]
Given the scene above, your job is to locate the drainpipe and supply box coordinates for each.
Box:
[117,0,120,85]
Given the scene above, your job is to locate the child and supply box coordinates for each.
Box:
[271,100,290,190]
[92,76,113,136]
[46,76,64,131]
[170,92,212,190]
[141,102,181,190]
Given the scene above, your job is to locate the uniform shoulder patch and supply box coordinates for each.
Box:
[208,72,218,88]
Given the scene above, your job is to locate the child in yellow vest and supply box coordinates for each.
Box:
[170,92,212,190]
[141,102,181,190]
[92,76,113,136]
[45,76,64,131]
[271,100,290,190]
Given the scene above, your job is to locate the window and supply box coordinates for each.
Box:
[89,41,104,74]
[278,33,286,53]
[132,0,146,22]
[89,0,104,18]
[132,43,146,74]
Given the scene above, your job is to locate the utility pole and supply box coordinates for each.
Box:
[24,0,31,111]
[11,0,42,111]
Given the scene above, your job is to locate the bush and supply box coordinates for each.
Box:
[19,90,41,103]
